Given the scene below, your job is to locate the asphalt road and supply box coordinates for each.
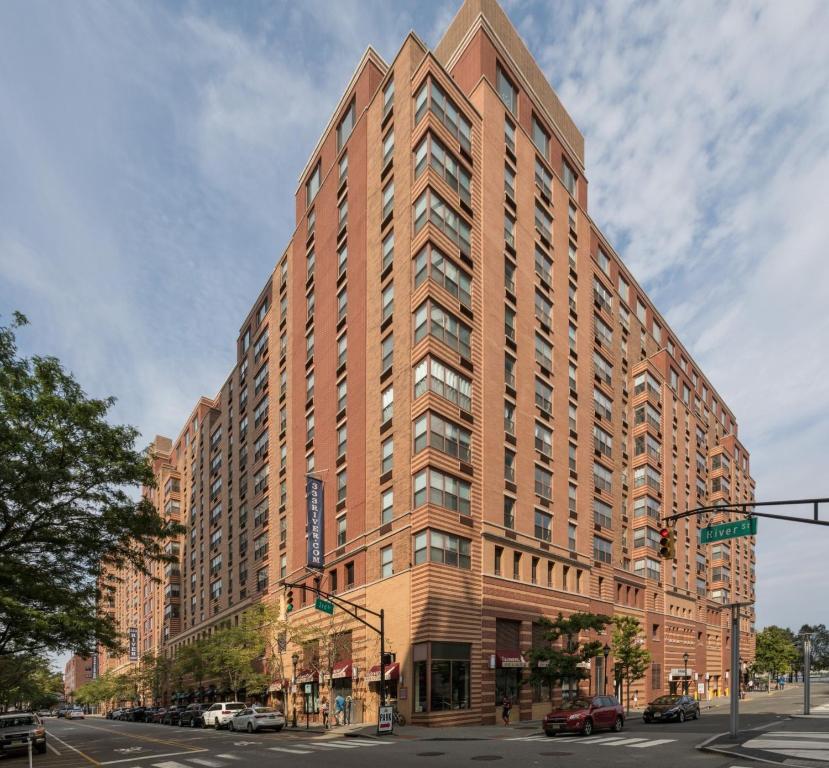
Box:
[4,683,824,768]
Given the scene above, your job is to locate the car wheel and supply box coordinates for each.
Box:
[643,714,652,724]
[229,721,235,732]
[582,719,593,736]
[613,716,624,732]
[215,721,221,730]
[246,722,254,733]
[679,710,686,723]
[544,730,555,738]
[693,708,699,720]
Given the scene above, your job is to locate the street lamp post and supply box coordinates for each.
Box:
[291,653,299,729]
[683,652,689,695]
[603,644,610,695]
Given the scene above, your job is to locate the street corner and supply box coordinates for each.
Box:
[700,723,829,765]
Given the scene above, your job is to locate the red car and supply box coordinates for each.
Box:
[543,695,625,737]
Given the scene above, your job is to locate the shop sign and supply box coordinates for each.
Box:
[306,475,324,569]
[128,628,139,661]
[378,705,394,734]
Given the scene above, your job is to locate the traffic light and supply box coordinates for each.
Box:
[382,652,394,665]
[659,527,676,560]
[286,589,294,613]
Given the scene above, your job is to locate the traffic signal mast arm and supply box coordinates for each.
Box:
[663,496,829,527]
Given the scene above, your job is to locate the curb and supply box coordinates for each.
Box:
[695,720,792,768]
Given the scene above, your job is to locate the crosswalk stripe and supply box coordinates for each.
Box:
[600,738,648,746]
[187,760,224,767]
[215,756,241,761]
[317,742,363,748]
[747,738,829,750]
[763,731,829,739]
[578,736,628,744]
[628,739,676,748]
[345,739,392,746]
[153,763,191,768]
[268,747,312,754]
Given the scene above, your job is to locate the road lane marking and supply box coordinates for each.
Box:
[152,762,191,768]
[100,752,211,766]
[186,760,224,767]
[47,741,62,755]
[44,731,102,766]
[762,731,829,739]
[578,736,628,744]
[316,741,363,748]
[55,721,203,751]
[344,739,392,746]
[601,738,649,746]
[747,738,829,749]
[268,746,312,754]
[628,739,676,748]
[215,756,241,761]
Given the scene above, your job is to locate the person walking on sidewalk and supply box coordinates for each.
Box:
[501,696,512,726]
[334,693,345,726]
[344,695,352,725]
[321,697,329,729]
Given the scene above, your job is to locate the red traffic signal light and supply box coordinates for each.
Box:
[659,528,675,560]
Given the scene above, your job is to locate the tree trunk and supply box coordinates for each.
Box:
[625,677,631,713]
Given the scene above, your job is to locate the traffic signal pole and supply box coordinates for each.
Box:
[803,633,812,715]
[730,604,740,738]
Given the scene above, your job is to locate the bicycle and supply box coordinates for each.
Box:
[392,707,405,727]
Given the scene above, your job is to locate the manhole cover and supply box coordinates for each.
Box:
[470,757,503,762]
[538,752,572,757]
[417,752,445,757]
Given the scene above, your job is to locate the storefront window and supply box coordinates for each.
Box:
[412,642,470,713]
[496,668,521,703]
[531,677,551,703]
[414,660,428,713]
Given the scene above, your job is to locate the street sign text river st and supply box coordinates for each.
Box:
[700,517,758,544]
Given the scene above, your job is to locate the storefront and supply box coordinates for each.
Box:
[412,642,470,717]
[367,661,399,706]
[296,670,319,717]
[493,651,525,707]
[329,660,354,702]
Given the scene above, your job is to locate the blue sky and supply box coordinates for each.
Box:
[2,0,828,669]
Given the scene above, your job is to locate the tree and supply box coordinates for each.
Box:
[172,640,209,695]
[796,624,829,673]
[74,671,120,709]
[0,313,182,657]
[137,652,171,705]
[611,615,652,713]
[0,654,63,711]
[754,626,798,683]
[525,612,611,702]
[203,609,270,701]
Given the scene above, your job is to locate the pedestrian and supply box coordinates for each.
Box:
[334,693,345,726]
[321,697,329,729]
[501,696,512,726]
[344,694,352,725]
[633,691,638,709]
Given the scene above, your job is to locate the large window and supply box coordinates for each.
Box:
[593,499,612,528]
[414,355,472,412]
[414,133,471,205]
[413,300,472,359]
[414,642,471,714]
[413,243,472,308]
[337,99,355,150]
[594,536,612,564]
[534,465,552,499]
[413,529,471,569]
[535,378,553,416]
[532,116,549,155]
[413,467,471,515]
[306,162,320,205]
[497,65,518,114]
[534,509,552,541]
[413,188,471,257]
[413,411,471,463]
[562,159,577,197]
[414,78,472,153]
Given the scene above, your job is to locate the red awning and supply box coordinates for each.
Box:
[366,662,399,682]
[296,669,318,684]
[496,651,527,669]
[332,660,352,679]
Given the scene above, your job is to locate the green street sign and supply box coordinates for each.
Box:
[315,597,334,615]
[700,517,758,544]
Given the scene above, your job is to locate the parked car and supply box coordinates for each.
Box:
[150,708,167,724]
[643,694,700,723]
[228,706,285,733]
[179,704,211,728]
[162,706,186,726]
[106,708,121,720]
[66,708,85,720]
[543,695,624,737]
[36,711,52,718]
[0,713,47,755]
[202,702,245,730]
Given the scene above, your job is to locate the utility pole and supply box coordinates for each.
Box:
[802,633,813,715]
[728,601,753,739]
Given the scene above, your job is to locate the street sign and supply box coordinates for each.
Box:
[315,597,334,615]
[378,705,394,734]
[700,517,757,544]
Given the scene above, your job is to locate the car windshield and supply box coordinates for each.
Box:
[652,695,680,705]
[1,716,36,728]
[557,698,592,710]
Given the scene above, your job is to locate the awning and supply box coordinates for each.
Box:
[496,651,527,669]
[296,669,318,684]
[268,679,290,692]
[332,660,353,679]
[366,662,399,682]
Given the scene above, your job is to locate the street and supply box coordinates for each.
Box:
[4,682,823,768]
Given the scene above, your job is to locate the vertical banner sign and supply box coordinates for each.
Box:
[306,476,324,569]
[128,628,139,661]
[91,653,99,679]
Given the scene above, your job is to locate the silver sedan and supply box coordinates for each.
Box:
[228,706,285,733]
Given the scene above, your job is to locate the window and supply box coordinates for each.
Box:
[633,526,661,552]
[561,160,577,197]
[497,65,518,113]
[495,546,503,575]
[568,483,577,514]
[504,164,515,198]
[597,249,610,276]
[305,412,315,441]
[381,545,393,578]
[534,465,552,499]
[382,231,394,271]
[413,529,471,569]
[594,278,613,314]
[413,411,471,462]
[254,532,268,560]
[594,536,612,564]
[504,212,515,248]
[382,181,394,219]
[381,385,394,423]
[593,351,613,386]
[513,551,521,579]
[414,133,471,205]
[535,421,553,457]
[383,78,394,117]
[532,116,549,155]
[504,448,515,481]
[413,243,472,308]
[505,305,515,341]
[534,157,552,198]
[306,162,320,205]
[636,298,647,324]
[535,245,552,285]
[306,330,314,359]
[338,196,348,228]
[383,129,394,166]
[381,437,393,474]
[594,387,612,420]
[593,462,612,493]
[633,495,661,521]
[337,243,348,276]
[504,354,515,388]
[635,557,661,581]
[535,509,552,541]
[535,334,552,371]
[503,496,515,528]
[381,489,394,524]
[337,424,347,458]
[337,99,355,150]
[504,400,515,435]
[339,152,348,183]
[337,334,347,367]
[413,300,472,359]
[633,465,661,492]
[256,567,268,592]
[568,323,577,352]
[337,515,347,546]
[535,202,552,241]
[381,332,393,372]
[593,424,613,458]
[535,290,552,327]
[413,467,471,514]
[337,470,347,503]
[413,355,472,411]
[415,78,472,152]
[593,499,612,528]
[382,282,394,322]
[568,523,577,551]
[210,579,222,600]
[413,188,471,256]
[535,378,552,416]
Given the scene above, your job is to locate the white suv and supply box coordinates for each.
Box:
[202,702,245,729]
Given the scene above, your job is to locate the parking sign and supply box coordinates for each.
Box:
[377,705,394,734]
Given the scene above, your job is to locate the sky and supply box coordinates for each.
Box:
[2,0,827,672]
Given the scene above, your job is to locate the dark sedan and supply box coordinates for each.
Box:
[179,704,211,728]
[643,694,700,723]
[150,708,168,723]
[162,706,186,726]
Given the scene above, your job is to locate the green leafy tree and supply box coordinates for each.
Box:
[754,625,798,683]
[0,654,63,710]
[611,615,652,712]
[0,313,182,657]
[525,612,611,701]
[74,671,120,709]
[172,640,209,696]
[796,624,829,674]
[137,652,171,705]
[203,609,269,701]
